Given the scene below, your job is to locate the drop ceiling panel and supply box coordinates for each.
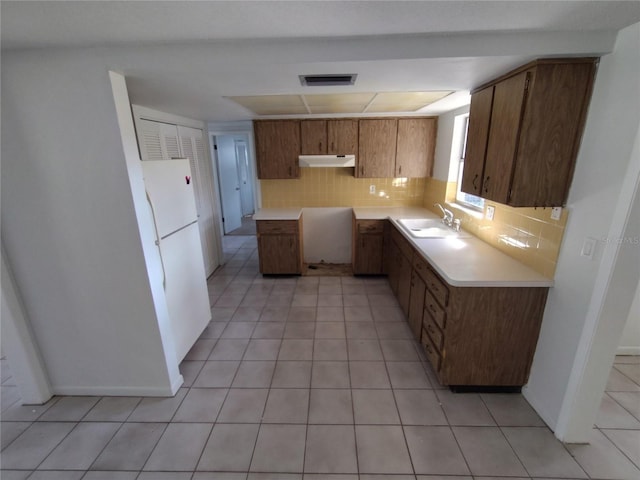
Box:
[371,91,451,104]
[227,91,454,116]
[228,95,305,108]
[304,93,375,106]
[310,105,369,114]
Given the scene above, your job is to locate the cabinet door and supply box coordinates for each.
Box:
[254,120,301,179]
[357,119,397,178]
[301,120,327,154]
[408,271,426,340]
[258,234,300,274]
[461,87,493,196]
[482,72,530,203]
[387,240,401,295]
[354,234,384,275]
[395,118,436,178]
[397,250,413,316]
[510,62,595,206]
[328,119,358,155]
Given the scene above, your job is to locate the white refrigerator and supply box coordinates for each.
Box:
[142,159,211,363]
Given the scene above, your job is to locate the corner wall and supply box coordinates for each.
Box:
[523,22,640,433]
[1,50,179,395]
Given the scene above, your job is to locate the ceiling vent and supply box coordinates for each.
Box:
[299,74,357,86]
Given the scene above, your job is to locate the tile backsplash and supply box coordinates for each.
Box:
[260,171,566,278]
[423,178,568,278]
[260,168,426,208]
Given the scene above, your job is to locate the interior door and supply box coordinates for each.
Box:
[234,138,254,217]
[178,126,219,276]
[215,135,243,233]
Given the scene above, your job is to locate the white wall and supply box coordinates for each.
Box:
[1,50,180,395]
[524,22,640,432]
[432,105,470,182]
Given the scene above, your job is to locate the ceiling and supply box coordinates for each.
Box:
[2,1,639,122]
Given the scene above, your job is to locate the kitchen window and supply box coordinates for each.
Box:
[455,115,485,210]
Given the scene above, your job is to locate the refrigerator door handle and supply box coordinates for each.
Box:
[145,189,167,289]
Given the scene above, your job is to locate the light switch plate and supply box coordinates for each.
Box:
[485,205,495,221]
[581,237,597,260]
[369,185,376,194]
[551,207,562,220]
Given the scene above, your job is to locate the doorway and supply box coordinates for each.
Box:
[214,134,255,234]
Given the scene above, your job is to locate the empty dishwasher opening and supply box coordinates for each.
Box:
[301,207,352,275]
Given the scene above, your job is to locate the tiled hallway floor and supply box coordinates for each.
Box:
[1,235,639,479]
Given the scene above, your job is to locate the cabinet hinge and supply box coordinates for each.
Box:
[213,144,218,150]
[222,217,225,222]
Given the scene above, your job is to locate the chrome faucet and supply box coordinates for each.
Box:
[434,203,455,227]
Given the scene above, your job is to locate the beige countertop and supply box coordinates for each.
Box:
[255,206,553,287]
[252,208,303,220]
[352,206,435,220]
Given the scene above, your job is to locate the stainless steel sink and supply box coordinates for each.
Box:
[397,218,471,238]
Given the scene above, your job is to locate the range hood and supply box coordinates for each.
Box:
[299,154,356,168]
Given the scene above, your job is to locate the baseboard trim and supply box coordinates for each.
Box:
[617,346,640,356]
[52,384,179,397]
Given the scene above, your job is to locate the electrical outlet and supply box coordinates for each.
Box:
[485,205,495,221]
[551,207,562,221]
[369,185,376,194]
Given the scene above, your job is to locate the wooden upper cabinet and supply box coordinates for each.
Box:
[328,119,358,155]
[483,71,531,203]
[395,118,437,178]
[511,62,596,206]
[254,120,301,179]
[357,119,397,178]
[461,58,597,207]
[461,86,493,197]
[301,120,327,154]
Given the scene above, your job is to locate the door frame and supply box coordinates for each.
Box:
[1,244,53,405]
[208,128,259,241]
[554,126,640,442]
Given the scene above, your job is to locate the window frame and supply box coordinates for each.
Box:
[454,115,485,211]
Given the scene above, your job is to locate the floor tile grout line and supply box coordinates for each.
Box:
[597,426,640,471]
[612,363,640,387]
[344,311,361,477]
[603,390,640,423]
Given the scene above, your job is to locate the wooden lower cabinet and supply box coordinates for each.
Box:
[256,219,303,275]
[352,217,386,275]
[388,224,548,387]
[407,270,426,340]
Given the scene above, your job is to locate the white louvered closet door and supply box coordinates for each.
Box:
[160,123,181,160]
[138,119,164,161]
[178,126,219,276]
[138,119,181,161]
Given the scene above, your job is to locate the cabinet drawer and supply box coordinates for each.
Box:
[424,268,449,307]
[422,328,442,371]
[424,290,446,330]
[257,220,298,235]
[423,311,444,350]
[357,220,385,234]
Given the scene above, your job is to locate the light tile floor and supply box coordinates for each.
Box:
[1,234,639,479]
